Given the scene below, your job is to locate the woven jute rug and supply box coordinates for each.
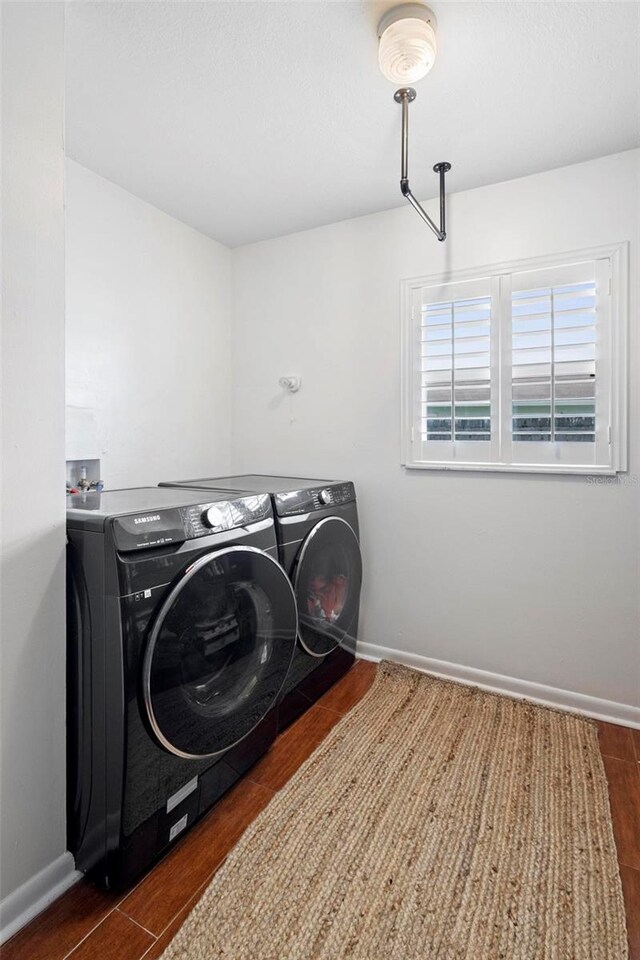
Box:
[160,661,628,959]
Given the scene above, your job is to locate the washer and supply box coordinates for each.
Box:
[66,486,297,888]
[159,476,362,730]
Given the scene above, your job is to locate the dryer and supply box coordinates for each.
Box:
[159,476,362,730]
[66,486,297,888]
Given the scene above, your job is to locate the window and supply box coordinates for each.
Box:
[401,244,627,474]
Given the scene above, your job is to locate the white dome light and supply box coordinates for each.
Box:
[378,4,437,85]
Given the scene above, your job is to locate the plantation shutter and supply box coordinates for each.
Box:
[504,259,611,470]
[412,276,499,466]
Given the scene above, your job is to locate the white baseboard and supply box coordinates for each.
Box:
[0,852,80,945]
[358,641,640,729]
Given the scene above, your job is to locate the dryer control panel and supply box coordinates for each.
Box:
[275,482,355,517]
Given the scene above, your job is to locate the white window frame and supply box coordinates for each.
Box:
[400,242,628,475]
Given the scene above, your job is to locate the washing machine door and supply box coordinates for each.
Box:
[143,546,297,759]
[293,516,362,658]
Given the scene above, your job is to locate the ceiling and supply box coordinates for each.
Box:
[65,1,640,248]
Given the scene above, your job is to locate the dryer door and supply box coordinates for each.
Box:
[293,517,362,658]
[143,546,297,759]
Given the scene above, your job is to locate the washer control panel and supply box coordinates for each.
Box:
[275,482,355,517]
[112,510,185,551]
[112,494,272,551]
[181,494,272,540]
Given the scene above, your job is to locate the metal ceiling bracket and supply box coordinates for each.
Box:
[395,87,451,241]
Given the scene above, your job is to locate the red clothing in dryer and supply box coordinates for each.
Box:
[307,574,348,622]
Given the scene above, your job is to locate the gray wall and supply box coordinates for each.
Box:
[1,0,67,907]
[231,151,640,712]
[65,160,233,487]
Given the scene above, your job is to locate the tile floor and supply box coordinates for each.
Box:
[2,660,638,960]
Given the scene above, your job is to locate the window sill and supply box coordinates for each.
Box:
[403,460,620,476]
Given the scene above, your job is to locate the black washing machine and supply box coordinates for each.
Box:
[159,476,362,730]
[66,486,297,889]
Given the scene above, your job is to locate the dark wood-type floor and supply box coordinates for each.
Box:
[2,660,639,960]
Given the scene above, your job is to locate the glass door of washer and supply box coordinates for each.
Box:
[293,517,363,658]
[143,545,297,758]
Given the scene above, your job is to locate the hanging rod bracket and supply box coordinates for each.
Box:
[394,86,417,104]
[395,87,450,241]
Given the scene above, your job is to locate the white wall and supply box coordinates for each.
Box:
[1,0,69,927]
[65,160,232,488]
[231,151,640,714]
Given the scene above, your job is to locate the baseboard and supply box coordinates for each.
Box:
[0,852,80,945]
[358,641,640,729]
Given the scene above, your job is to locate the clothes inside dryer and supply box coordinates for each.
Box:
[307,569,348,623]
[294,517,362,658]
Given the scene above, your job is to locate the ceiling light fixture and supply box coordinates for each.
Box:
[377,3,451,241]
[378,2,437,85]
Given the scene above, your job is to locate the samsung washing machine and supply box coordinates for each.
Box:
[66,486,297,889]
[159,476,362,730]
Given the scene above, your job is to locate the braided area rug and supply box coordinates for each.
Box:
[160,661,627,959]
